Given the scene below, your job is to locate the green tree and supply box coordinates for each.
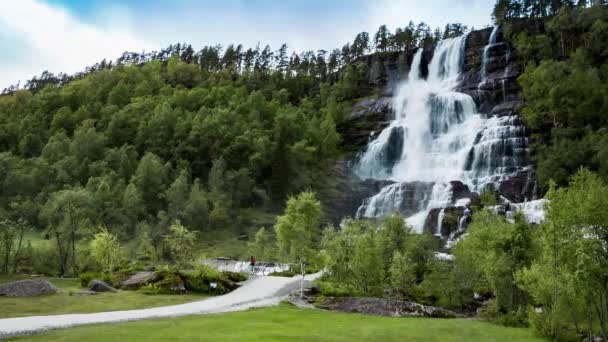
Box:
[165,220,198,268]
[132,152,166,214]
[518,169,608,339]
[274,191,323,297]
[166,169,190,220]
[248,227,274,261]
[40,188,94,276]
[89,227,122,273]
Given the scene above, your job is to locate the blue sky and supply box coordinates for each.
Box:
[0,0,494,89]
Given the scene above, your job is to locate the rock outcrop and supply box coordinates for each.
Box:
[88,280,118,293]
[315,297,466,318]
[121,271,157,289]
[0,279,61,297]
[338,97,393,152]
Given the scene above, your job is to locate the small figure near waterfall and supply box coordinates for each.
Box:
[249,256,256,274]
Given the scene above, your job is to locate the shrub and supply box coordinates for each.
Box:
[30,245,59,276]
[268,270,297,277]
[79,272,112,287]
[184,265,236,295]
[79,272,97,287]
[221,271,248,283]
[480,299,528,328]
[318,281,355,297]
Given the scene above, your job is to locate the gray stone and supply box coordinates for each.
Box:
[121,271,157,289]
[0,279,61,297]
[88,279,117,293]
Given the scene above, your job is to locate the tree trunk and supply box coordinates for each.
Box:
[55,231,67,276]
[12,224,25,274]
[70,229,77,276]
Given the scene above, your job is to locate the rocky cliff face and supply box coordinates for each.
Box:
[330,27,537,230]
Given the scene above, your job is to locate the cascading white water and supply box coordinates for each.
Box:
[436,209,445,236]
[355,30,534,233]
[479,26,499,85]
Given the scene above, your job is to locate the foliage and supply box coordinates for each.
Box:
[248,227,274,261]
[320,214,438,299]
[89,227,122,273]
[0,218,29,274]
[274,191,323,296]
[164,221,198,267]
[508,4,608,191]
[517,169,608,340]
[453,210,534,317]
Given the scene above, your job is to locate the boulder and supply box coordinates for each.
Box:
[0,279,61,297]
[315,297,465,318]
[74,290,98,296]
[88,279,117,293]
[121,271,157,289]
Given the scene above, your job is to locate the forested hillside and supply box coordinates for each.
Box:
[0,22,469,275]
[496,0,608,191]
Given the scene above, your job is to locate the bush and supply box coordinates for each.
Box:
[268,270,297,277]
[221,271,248,283]
[184,265,237,295]
[480,300,528,328]
[79,272,97,287]
[30,245,59,276]
[79,272,112,287]
[318,281,355,297]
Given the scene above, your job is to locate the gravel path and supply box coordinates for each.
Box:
[0,273,320,338]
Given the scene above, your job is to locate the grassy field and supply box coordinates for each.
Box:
[12,305,546,342]
[0,275,207,319]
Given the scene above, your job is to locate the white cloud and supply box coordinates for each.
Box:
[0,0,494,90]
[0,0,152,89]
[367,0,493,33]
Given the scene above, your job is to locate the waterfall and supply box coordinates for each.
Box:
[479,26,499,86]
[436,209,445,237]
[354,29,533,234]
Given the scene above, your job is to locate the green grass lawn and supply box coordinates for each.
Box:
[12,305,546,342]
[0,275,207,318]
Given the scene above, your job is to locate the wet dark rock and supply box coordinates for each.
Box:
[382,126,404,169]
[357,51,406,91]
[321,160,395,224]
[357,181,435,218]
[491,100,524,117]
[338,97,393,152]
[88,280,117,293]
[315,297,466,318]
[424,207,463,237]
[498,168,537,202]
[449,181,480,205]
[0,279,61,297]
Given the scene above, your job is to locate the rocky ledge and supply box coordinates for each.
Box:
[315,297,466,318]
[337,97,393,152]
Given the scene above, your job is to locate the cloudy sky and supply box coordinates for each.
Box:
[0,0,494,89]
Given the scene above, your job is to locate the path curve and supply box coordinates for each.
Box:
[0,273,320,338]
